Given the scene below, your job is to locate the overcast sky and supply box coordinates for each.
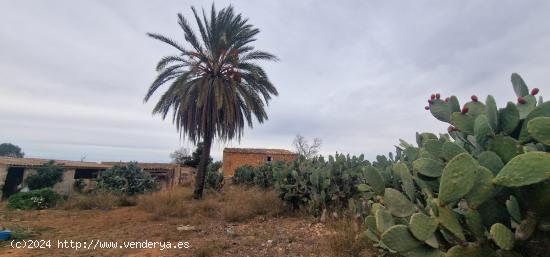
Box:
[1,0,549,162]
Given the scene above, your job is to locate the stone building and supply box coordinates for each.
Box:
[222,148,297,177]
[101,162,195,189]
[0,157,110,199]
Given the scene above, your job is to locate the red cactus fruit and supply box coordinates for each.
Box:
[471,95,478,102]
[431,94,436,100]
[445,97,449,102]
[428,99,434,104]
[531,88,539,96]
[461,106,469,114]
[518,96,526,104]
[435,93,441,99]
[425,106,430,110]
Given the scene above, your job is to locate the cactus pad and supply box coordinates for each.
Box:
[464,209,486,241]
[409,213,439,241]
[448,96,461,112]
[380,225,422,253]
[474,114,493,146]
[511,73,529,98]
[490,223,514,250]
[438,153,477,205]
[506,195,521,222]
[437,205,465,241]
[477,151,504,175]
[486,95,498,130]
[465,101,486,117]
[464,166,495,209]
[494,152,550,187]
[441,141,466,161]
[517,94,537,119]
[519,101,550,141]
[527,117,550,145]
[413,158,444,178]
[488,135,522,163]
[394,163,416,200]
[364,166,385,195]
[430,99,452,122]
[499,102,520,135]
[376,209,395,234]
[384,188,416,217]
[451,112,475,134]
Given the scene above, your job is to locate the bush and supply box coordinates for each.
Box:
[205,161,224,191]
[254,161,286,188]
[25,161,64,190]
[232,165,255,185]
[97,162,157,195]
[7,188,61,210]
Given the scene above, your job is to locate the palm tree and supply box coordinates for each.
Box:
[144,4,278,199]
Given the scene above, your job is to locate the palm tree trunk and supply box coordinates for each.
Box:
[193,132,213,199]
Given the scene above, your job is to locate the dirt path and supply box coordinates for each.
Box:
[0,207,330,257]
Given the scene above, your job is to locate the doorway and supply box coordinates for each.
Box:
[2,167,24,199]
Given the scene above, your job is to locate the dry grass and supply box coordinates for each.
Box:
[322,219,374,257]
[137,186,287,223]
[59,193,137,210]
[138,187,194,219]
[192,240,229,257]
[219,187,286,222]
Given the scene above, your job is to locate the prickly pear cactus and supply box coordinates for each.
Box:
[362,74,550,257]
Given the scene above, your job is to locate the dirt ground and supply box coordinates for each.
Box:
[0,197,337,256]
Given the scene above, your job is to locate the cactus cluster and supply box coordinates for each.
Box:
[361,73,549,257]
[273,154,375,215]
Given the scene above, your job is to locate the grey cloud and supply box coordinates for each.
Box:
[1,0,549,163]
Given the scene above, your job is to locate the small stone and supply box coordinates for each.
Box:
[225,227,235,236]
[177,225,197,231]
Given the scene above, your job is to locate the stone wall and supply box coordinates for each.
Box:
[222,152,296,177]
[53,169,75,195]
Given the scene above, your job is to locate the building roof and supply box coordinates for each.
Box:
[223,148,296,155]
[0,157,110,169]
[101,162,182,170]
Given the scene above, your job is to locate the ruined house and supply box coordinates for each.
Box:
[222,148,297,177]
[101,162,195,189]
[0,157,110,199]
[0,157,195,199]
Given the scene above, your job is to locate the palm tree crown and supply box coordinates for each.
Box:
[145,4,278,143]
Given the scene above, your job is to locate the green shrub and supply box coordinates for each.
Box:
[25,161,64,190]
[97,162,157,195]
[7,188,61,210]
[254,161,286,188]
[232,165,256,185]
[205,161,224,191]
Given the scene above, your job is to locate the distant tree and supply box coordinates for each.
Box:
[170,147,191,166]
[184,143,212,168]
[0,143,24,158]
[144,4,278,199]
[293,134,322,159]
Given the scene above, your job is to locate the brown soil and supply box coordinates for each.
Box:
[0,191,341,257]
